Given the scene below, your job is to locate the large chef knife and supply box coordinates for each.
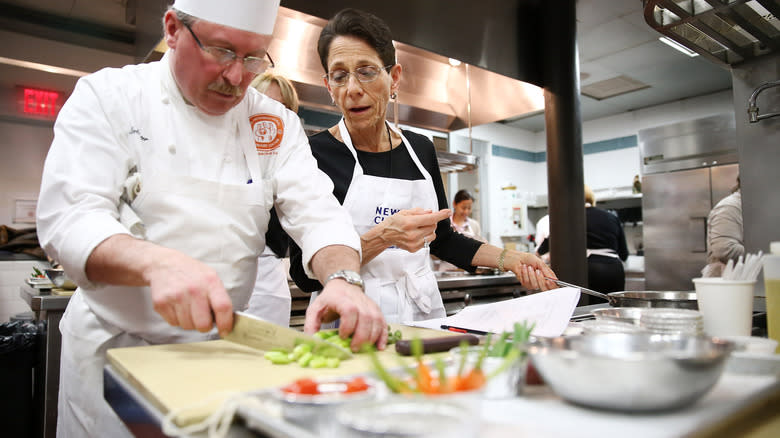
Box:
[221,311,353,359]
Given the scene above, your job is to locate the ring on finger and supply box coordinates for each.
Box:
[423,236,430,248]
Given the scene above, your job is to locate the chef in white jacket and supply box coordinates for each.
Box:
[35,1,386,436]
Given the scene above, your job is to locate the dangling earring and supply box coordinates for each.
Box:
[391,91,397,100]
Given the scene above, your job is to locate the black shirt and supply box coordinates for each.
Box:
[537,207,628,260]
[288,128,483,292]
[586,207,629,261]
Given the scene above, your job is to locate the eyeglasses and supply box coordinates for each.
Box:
[324,65,394,87]
[183,22,274,74]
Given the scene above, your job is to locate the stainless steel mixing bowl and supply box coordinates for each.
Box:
[527,333,734,412]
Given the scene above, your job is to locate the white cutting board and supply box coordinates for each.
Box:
[106,325,457,426]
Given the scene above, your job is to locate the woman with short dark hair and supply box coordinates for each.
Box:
[289,8,557,322]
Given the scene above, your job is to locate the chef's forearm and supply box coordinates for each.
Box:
[310,245,361,284]
[85,234,165,286]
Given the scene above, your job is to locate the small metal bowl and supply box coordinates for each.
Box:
[591,307,645,326]
[44,269,77,289]
[270,377,378,431]
[527,333,734,412]
[579,319,643,335]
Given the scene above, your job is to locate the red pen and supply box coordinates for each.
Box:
[440,325,489,335]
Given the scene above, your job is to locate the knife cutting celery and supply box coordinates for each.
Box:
[365,321,534,394]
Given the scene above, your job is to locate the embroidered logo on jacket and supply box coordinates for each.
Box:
[250,114,283,155]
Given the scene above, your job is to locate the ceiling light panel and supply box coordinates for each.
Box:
[581,75,651,100]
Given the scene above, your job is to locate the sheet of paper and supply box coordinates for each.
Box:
[406,287,581,337]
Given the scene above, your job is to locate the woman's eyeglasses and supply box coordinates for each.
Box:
[324,65,394,87]
[184,22,274,74]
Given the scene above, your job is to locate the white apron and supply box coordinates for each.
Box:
[320,120,445,323]
[246,247,292,326]
[57,65,272,437]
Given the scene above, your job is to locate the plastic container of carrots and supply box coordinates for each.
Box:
[449,345,528,399]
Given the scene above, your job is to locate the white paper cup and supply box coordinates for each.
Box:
[692,278,755,337]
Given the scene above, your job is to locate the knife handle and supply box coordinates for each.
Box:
[395,334,480,356]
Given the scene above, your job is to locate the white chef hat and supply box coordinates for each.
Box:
[173,0,280,35]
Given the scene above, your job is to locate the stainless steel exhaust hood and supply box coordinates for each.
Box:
[266,8,544,133]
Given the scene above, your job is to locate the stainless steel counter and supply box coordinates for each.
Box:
[20,283,71,438]
[435,272,523,290]
[289,272,528,328]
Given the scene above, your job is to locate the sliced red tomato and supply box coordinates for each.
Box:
[343,376,370,393]
[281,378,320,395]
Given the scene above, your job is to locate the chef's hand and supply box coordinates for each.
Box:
[145,248,234,336]
[304,281,387,351]
[504,251,558,292]
[377,208,451,252]
[84,234,234,336]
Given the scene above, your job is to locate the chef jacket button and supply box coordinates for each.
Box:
[168,144,176,154]
[162,97,169,104]
[224,154,233,163]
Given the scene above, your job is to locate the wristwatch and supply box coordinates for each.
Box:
[326,269,364,291]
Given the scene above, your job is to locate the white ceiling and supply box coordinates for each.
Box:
[0,0,734,133]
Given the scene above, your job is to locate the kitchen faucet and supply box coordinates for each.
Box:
[747,79,780,123]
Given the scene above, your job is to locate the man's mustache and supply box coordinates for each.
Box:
[208,82,243,97]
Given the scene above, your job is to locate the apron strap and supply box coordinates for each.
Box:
[587,248,619,259]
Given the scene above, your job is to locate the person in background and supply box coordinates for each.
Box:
[251,71,299,113]
[702,176,743,277]
[583,185,629,294]
[534,213,550,264]
[288,8,557,323]
[450,189,486,242]
[437,189,486,271]
[35,2,386,436]
[246,72,299,325]
[538,185,628,295]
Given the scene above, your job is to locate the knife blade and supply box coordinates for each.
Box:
[221,311,352,359]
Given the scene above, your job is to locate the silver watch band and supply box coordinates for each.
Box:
[326,269,364,291]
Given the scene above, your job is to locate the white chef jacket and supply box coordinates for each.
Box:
[36,53,360,339]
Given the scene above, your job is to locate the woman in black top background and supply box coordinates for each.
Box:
[287,8,556,323]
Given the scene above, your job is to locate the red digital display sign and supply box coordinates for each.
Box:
[17,86,63,119]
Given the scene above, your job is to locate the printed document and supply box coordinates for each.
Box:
[406,287,580,337]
